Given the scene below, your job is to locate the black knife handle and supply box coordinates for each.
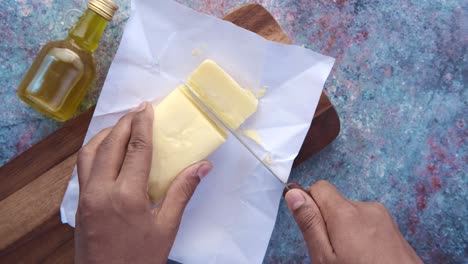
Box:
[282,182,309,197]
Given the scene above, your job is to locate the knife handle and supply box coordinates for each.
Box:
[282,182,310,197]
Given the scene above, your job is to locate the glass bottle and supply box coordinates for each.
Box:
[17,0,118,122]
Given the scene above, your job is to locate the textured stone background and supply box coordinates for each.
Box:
[0,0,466,263]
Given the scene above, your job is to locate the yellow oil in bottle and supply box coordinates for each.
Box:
[17,0,118,122]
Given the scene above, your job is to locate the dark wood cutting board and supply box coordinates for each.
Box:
[0,4,340,262]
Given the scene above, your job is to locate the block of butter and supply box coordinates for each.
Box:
[148,60,258,204]
[188,60,258,129]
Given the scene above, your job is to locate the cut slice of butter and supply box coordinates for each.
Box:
[188,60,258,129]
[148,60,258,204]
[263,153,272,165]
[242,129,263,146]
[148,87,227,203]
[257,86,267,98]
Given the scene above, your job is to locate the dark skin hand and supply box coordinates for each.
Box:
[75,102,211,264]
[284,181,423,264]
[75,102,422,263]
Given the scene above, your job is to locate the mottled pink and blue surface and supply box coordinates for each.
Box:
[0,0,466,263]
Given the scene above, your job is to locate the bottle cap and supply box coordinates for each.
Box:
[88,0,119,21]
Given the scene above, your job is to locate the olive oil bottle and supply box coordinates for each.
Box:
[17,0,118,122]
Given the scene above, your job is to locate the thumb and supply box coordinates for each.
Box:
[154,161,212,233]
[285,187,335,261]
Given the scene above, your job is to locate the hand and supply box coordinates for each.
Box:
[285,180,422,264]
[74,102,212,264]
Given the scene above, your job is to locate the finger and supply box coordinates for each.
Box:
[76,128,112,189]
[91,111,137,183]
[309,180,350,222]
[118,103,154,190]
[154,161,212,236]
[285,188,335,260]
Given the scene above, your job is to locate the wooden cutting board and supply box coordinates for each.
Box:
[0,4,340,262]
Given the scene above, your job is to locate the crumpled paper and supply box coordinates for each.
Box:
[60,0,335,263]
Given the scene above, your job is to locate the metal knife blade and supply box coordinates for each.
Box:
[181,82,287,187]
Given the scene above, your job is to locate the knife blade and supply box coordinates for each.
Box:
[181,82,288,187]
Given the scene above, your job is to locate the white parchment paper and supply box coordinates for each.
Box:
[60,0,335,263]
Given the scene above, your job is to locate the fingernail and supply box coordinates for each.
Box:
[195,162,212,180]
[132,102,147,112]
[285,189,305,211]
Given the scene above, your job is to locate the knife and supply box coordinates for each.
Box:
[181,82,289,188]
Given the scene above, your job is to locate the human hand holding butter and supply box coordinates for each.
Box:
[75,102,203,263]
[75,60,421,263]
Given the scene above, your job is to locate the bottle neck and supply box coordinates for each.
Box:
[67,9,108,52]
